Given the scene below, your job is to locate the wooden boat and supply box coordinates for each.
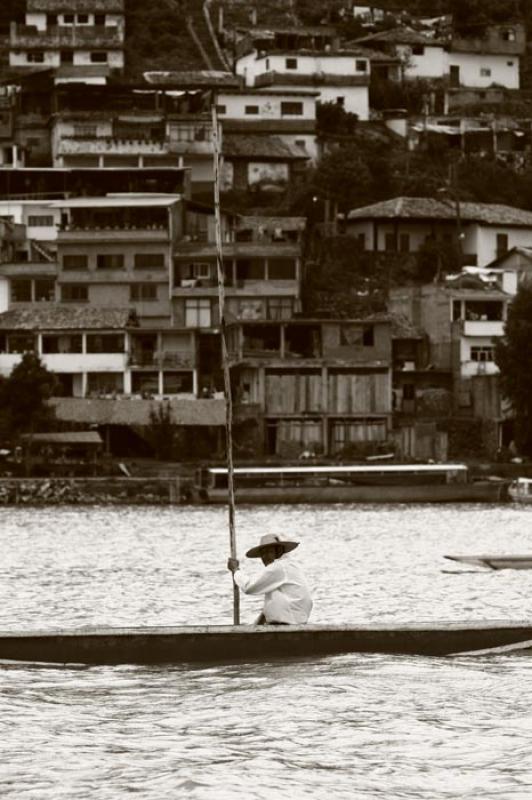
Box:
[191,464,509,504]
[445,555,532,570]
[1,621,532,664]
[509,477,532,504]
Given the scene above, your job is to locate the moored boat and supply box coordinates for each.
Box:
[444,555,532,570]
[508,477,532,504]
[191,464,508,504]
[1,621,532,664]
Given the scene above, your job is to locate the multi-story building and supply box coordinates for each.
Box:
[345,197,532,268]
[448,23,525,92]
[51,195,183,327]
[216,88,319,162]
[226,316,393,457]
[354,28,448,81]
[235,45,371,120]
[9,0,125,81]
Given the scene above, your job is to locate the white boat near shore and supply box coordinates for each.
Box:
[508,477,532,504]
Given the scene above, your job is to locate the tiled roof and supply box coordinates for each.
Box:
[0,306,137,331]
[143,71,241,88]
[238,215,305,231]
[51,398,225,426]
[21,431,103,445]
[222,134,309,159]
[355,28,445,46]
[347,197,532,227]
[28,0,124,11]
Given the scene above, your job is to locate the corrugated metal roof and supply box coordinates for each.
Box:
[347,196,532,227]
[21,431,103,445]
[50,196,181,209]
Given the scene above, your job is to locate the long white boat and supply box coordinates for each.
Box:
[445,555,532,570]
[508,477,532,504]
[191,464,508,505]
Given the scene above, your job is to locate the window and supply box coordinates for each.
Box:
[357,233,366,250]
[281,101,303,116]
[411,45,424,56]
[28,215,54,227]
[134,253,165,269]
[130,284,157,301]
[295,139,306,150]
[11,279,32,302]
[61,284,88,302]
[131,372,158,395]
[285,57,298,69]
[77,13,89,23]
[86,334,124,353]
[60,50,74,64]
[496,233,509,256]
[336,96,345,106]
[27,52,45,63]
[236,258,265,281]
[163,372,193,394]
[63,254,88,270]
[63,13,74,23]
[8,334,35,353]
[35,279,55,301]
[73,123,97,138]
[245,105,259,115]
[471,346,494,362]
[502,28,516,41]
[97,254,124,270]
[42,334,82,354]
[87,372,124,395]
[356,59,368,71]
[452,300,462,321]
[267,298,293,320]
[268,258,296,280]
[399,233,410,253]
[94,14,105,25]
[362,325,374,346]
[480,68,492,77]
[185,298,211,327]
[265,58,270,69]
[216,104,226,115]
[90,52,108,63]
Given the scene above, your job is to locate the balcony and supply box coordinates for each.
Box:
[58,138,169,156]
[58,224,169,242]
[10,23,124,49]
[462,320,504,337]
[44,353,127,372]
[128,351,193,369]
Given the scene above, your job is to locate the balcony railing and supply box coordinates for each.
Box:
[58,137,169,156]
[11,23,124,48]
[129,351,193,368]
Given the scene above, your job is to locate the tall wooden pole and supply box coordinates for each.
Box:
[212,105,240,625]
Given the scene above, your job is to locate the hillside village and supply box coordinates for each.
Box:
[0,0,530,467]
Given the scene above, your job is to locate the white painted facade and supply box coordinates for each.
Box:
[237,51,370,84]
[216,91,317,121]
[10,49,124,69]
[448,51,520,90]
[396,43,448,79]
[346,218,532,267]
[0,201,60,242]
[25,12,123,30]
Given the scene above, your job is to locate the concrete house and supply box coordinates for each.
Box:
[345,197,532,268]
[448,23,525,91]
[235,49,371,120]
[354,28,448,80]
[9,0,125,81]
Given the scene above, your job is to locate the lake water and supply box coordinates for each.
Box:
[1,503,532,799]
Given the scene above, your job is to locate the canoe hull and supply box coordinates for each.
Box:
[201,481,508,505]
[1,622,532,664]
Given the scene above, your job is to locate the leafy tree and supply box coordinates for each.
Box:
[0,353,57,439]
[495,285,532,455]
[450,0,521,36]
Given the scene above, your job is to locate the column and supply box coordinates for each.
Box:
[81,372,88,398]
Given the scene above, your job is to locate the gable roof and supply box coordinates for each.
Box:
[222,134,309,160]
[347,197,532,227]
[0,306,137,331]
[354,27,445,47]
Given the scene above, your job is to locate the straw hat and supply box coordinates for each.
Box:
[246,533,299,559]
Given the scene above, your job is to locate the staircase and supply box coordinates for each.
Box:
[185,0,229,71]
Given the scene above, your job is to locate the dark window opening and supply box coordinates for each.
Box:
[134,253,165,269]
[61,284,88,302]
[236,258,265,281]
[130,284,157,301]
[268,258,296,280]
[285,325,321,358]
[42,334,82,354]
[86,334,125,354]
[63,254,88,270]
[242,324,281,354]
[35,279,55,301]
[97,254,124,270]
[163,372,193,394]
[281,102,303,116]
[11,279,32,302]
[245,105,259,115]
[285,57,298,69]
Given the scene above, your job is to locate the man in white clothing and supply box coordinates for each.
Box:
[227,533,313,625]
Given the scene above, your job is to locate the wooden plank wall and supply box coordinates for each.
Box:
[328,372,389,414]
[265,373,322,413]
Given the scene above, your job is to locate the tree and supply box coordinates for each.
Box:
[0,352,57,439]
[495,285,532,455]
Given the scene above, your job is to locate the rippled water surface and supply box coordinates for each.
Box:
[1,503,532,799]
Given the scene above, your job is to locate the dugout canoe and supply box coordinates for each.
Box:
[1,622,532,664]
[445,555,532,570]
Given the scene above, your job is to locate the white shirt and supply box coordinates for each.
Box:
[234,552,313,624]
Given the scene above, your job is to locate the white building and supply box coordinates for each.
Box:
[9,0,125,80]
[235,50,371,119]
[345,197,532,268]
[354,29,448,80]
[447,52,519,90]
[215,88,319,161]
